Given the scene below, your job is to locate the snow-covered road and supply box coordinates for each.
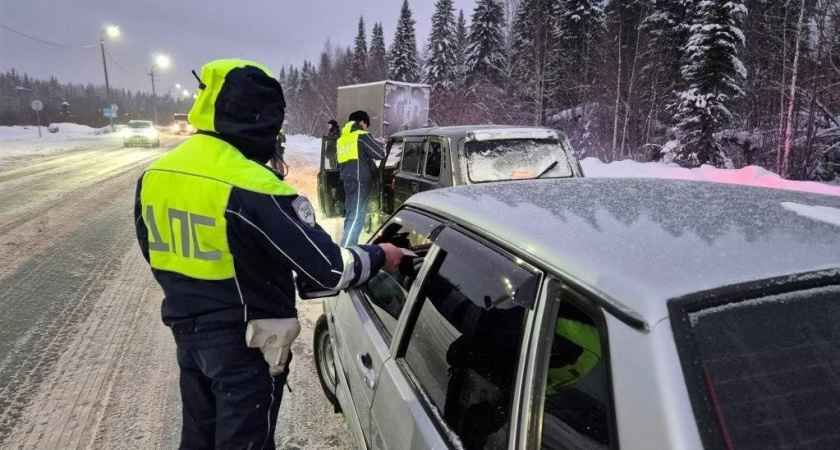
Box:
[0,135,352,449]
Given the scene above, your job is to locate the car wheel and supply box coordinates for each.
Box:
[314,315,341,411]
[123,141,130,148]
[153,140,161,148]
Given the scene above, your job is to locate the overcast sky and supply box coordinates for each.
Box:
[1,0,475,95]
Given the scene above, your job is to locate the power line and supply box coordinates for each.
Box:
[0,23,98,49]
[105,48,144,81]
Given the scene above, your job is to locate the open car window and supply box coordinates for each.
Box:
[361,209,441,343]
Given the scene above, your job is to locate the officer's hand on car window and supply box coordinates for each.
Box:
[378,243,405,273]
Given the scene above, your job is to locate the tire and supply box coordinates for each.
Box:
[314,315,341,411]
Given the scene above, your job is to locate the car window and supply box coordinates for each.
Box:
[424,140,442,179]
[361,209,440,343]
[400,227,539,450]
[129,121,151,129]
[464,139,574,183]
[676,284,840,450]
[400,141,424,174]
[540,291,611,450]
[386,140,404,168]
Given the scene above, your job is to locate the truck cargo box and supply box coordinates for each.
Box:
[336,81,431,138]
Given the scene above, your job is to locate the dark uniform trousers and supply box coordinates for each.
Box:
[341,179,369,247]
[173,323,289,450]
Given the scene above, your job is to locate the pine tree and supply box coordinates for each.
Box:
[511,0,563,124]
[369,23,389,81]
[352,17,368,83]
[467,0,507,82]
[424,0,457,88]
[668,0,748,167]
[389,0,421,82]
[453,10,469,83]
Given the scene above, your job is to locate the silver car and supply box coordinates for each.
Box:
[311,178,840,450]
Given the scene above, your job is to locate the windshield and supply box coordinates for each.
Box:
[679,285,840,449]
[128,121,151,129]
[173,114,187,122]
[464,139,574,183]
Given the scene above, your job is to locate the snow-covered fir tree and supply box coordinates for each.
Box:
[667,0,748,168]
[511,0,563,124]
[423,0,457,89]
[389,0,421,83]
[467,0,507,82]
[453,10,469,83]
[368,23,389,81]
[556,0,603,70]
[352,17,368,83]
[643,0,692,94]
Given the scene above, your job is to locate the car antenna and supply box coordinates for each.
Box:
[192,70,206,90]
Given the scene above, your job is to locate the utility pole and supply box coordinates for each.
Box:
[149,54,171,125]
[150,68,158,124]
[100,26,120,128]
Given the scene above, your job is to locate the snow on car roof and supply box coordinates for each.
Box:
[391,125,567,141]
[405,178,840,325]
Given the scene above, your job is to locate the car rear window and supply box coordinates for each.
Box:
[678,285,840,449]
[464,139,574,183]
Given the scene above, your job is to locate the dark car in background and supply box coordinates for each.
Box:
[317,126,583,232]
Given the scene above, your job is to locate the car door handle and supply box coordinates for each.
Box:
[357,353,376,390]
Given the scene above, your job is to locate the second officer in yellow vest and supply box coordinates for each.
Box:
[336,110,385,246]
[134,59,403,450]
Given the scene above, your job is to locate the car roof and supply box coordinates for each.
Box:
[391,125,567,142]
[405,178,840,326]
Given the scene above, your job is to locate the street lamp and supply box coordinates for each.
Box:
[167,83,182,97]
[100,24,120,127]
[149,53,171,124]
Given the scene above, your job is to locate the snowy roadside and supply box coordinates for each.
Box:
[581,157,840,197]
[0,123,120,161]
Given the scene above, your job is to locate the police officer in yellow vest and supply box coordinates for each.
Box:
[336,111,385,246]
[134,59,403,450]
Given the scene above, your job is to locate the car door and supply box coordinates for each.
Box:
[370,226,542,450]
[317,136,345,218]
[394,138,426,207]
[330,208,442,445]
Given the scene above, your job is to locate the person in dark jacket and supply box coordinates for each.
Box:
[336,110,386,246]
[134,59,403,450]
[326,119,340,137]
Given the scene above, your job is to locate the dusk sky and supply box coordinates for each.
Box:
[1,0,476,95]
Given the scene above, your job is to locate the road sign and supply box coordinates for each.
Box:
[103,108,118,118]
[31,100,43,111]
[111,104,118,111]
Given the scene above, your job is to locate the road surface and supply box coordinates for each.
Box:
[0,135,352,449]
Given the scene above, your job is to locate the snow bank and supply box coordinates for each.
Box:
[581,157,840,197]
[0,123,118,161]
[0,123,113,142]
[285,134,321,160]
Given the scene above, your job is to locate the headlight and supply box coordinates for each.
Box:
[171,124,179,132]
[120,129,131,138]
[144,129,158,139]
[186,125,195,133]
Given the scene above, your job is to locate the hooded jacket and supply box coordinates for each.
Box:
[338,121,386,183]
[134,59,385,340]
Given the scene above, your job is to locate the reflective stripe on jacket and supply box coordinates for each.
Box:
[134,59,385,328]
